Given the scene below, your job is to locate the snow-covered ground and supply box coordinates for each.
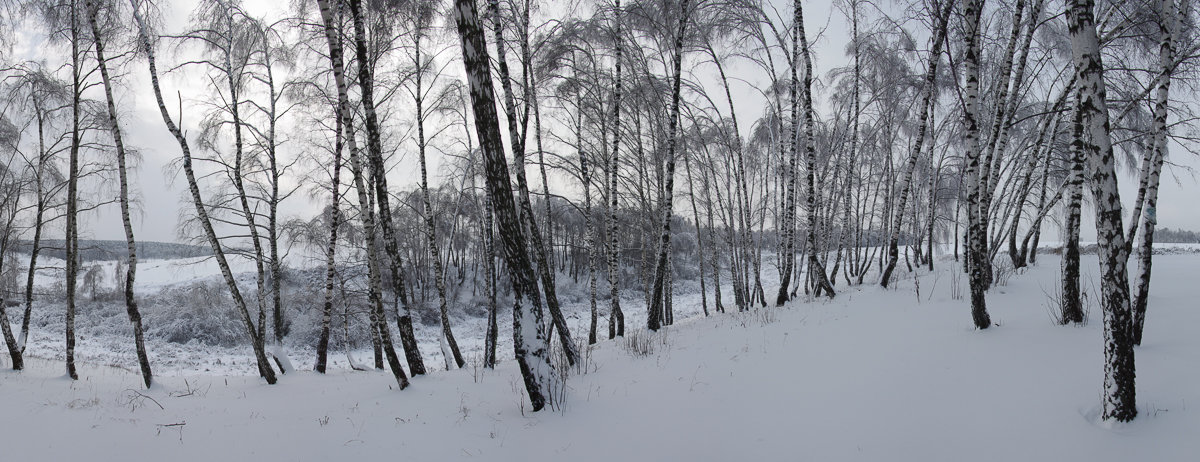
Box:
[1,251,1197,460]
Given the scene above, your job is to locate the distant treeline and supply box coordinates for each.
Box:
[1154,228,1200,244]
[12,240,213,262]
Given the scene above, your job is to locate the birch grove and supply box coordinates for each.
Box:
[0,0,1195,421]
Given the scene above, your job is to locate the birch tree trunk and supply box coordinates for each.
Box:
[1131,0,1181,347]
[65,0,82,380]
[324,0,413,386]
[647,0,692,331]
[962,0,991,329]
[129,0,276,384]
[454,0,556,411]
[315,94,345,374]
[774,0,801,304]
[87,0,152,387]
[880,0,952,288]
[409,30,466,369]
[577,92,601,343]
[255,51,288,369]
[19,102,53,359]
[1009,88,1067,269]
[797,0,835,298]
[607,0,626,339]
[484,0,578,365]
[1068,0,1137,422]
[0,207,19,370]
[1060,97,1085,325]
[345,0,428,376]
[684,141,708,316]
[483,182,500,367]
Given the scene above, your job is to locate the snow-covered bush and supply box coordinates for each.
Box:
[141,281,247,347]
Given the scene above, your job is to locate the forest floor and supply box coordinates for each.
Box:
[1,252,1198,460]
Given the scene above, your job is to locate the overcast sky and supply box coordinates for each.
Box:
[10,0,1200,244]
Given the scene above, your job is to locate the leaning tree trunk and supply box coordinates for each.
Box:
[647,0,692,331]
[19,114,51,359]
[213,4,272,354]
[344,0,427,376]
[454,0,556,411]
[1008,88,1067,269]
[1131,0,1180,346]
[334,0,412,387]
[485,0,578,365]
[353,134,411,387]
[130,1,276,384]
[88,0,152,387]
[1068,0,1137,422]
[880,0,952,288]
[962,0,991,329]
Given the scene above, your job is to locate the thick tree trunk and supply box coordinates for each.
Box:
[962,0,991,329]
[485,0,578,365]
[973,0,1029,287]
[1068,0,1136,422]
[454,0,556,411]
[0,220,19,370]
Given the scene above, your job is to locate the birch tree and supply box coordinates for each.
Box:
[1131,0,1188,346]
[646,0,693,331]
[1067,0,1136,422]
[961,0,991,329]
[453,0,557,410]
[129,0,277,384]
[84,0,151,387]
[879,0,952,288]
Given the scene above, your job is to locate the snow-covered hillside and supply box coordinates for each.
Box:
[1,253,1197,461]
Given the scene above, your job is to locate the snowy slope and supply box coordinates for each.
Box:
[1,253,1197,461]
